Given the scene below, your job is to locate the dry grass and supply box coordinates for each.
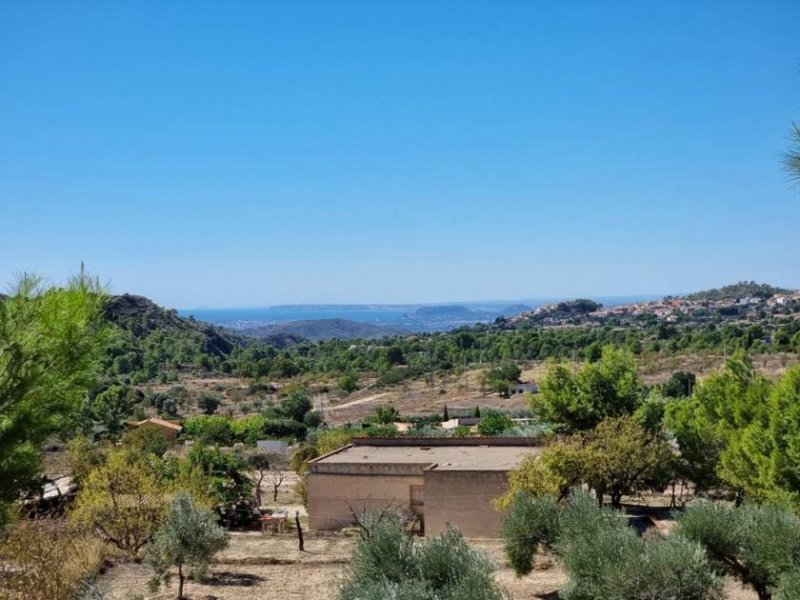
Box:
[95,531,759,600]
[0,520,109,600]
[147,352,800,426]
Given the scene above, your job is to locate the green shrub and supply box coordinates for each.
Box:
[556,492,640,600]
[477,411,513,435]
[182,415,234,445]
[625,535,721,600]
[338,373,359,394]
[450,425,471,438]
[678,500,800,599]
[502,490,723,600]
[501,493,561,575]
[340,512,505,600]
[376,367,424,387]
[775,568,800,600]
[196,393,221,416]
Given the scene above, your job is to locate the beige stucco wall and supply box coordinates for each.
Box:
[423,470,509,538]
[308,472,424,530]
[308,468,510,537]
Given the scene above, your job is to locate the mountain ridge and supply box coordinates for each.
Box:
[235,318,410,341]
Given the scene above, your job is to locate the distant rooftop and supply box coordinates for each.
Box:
[311,440,539,471]
[135,417,183,431]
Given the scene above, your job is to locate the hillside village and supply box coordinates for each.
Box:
[510,287,800,329]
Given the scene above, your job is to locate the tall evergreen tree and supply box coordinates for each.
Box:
[0,270,106,521]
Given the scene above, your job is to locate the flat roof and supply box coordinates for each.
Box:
[135,417,182,431]
[312,443,539,471]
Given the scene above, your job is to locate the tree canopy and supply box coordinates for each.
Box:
[665,353,800,506]
[146,492,228,600]
[531,346,642,430]
[0,272,106,520]
[498,415,675,509]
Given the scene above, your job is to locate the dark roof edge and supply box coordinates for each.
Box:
[308,443,355,464]
[350,437,540,447]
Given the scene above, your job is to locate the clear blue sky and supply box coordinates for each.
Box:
[1,1,798,308]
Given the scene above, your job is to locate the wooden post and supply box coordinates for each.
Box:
[177,562,185,600]
[295,510,304,552]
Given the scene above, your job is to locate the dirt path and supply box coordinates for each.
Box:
[325,392,388,411]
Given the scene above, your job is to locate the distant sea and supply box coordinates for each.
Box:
[181,305,414,326]
[180,295,659,332]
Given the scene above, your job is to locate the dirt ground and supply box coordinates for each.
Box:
[149,352,799,426]
[307,351,800,425]
[97,531,757,600]
[96,534,570,600]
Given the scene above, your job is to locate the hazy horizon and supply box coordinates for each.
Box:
[178,293,663,312]
[2,2,798,307]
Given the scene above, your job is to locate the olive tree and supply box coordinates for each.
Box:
[264,453,289,502]
[678,500,800,600]
[245,449,271,507]
[502,490,721,600]
[339,510,507,600]
[146,492,228,600]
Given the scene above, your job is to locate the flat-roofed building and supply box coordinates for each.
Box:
[440,416,481,430]
[133,417,182,441]
[307,438,538,538]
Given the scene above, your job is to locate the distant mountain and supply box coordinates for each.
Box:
[238,318,410,341]
[682,281,794,302]
[412,305,496,320]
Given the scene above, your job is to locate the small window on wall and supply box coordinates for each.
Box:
[410,485,424,507]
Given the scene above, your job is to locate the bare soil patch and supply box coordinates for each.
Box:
[97,531,757,600]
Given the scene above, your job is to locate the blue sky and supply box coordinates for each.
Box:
[1,1,798,308]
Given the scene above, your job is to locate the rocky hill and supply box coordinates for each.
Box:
[99,294,246,381]
[105,294,237,357]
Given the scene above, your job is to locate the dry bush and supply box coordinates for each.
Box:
[70,448,167,556]
[0,520,108,600]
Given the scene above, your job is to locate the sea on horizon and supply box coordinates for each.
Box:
[179,295,658,330]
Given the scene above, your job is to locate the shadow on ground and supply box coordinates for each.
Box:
[202,572,265,587]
